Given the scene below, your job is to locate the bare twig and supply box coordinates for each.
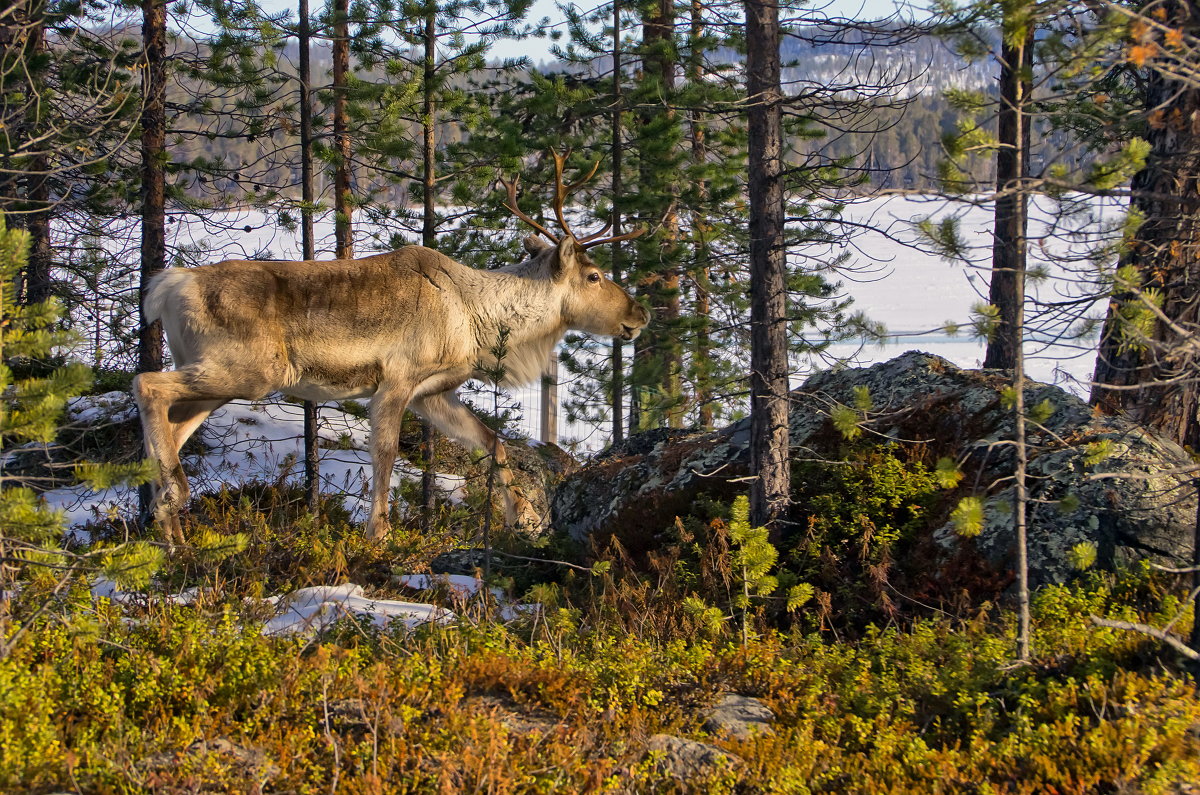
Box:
[1090,615,1200,661]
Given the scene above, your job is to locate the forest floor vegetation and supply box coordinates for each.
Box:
[4,479,1200,794]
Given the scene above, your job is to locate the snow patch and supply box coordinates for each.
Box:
[262,584,454,636]
[42,395,468,530]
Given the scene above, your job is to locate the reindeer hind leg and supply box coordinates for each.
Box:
[162,399,226,507]
[411,391,543,533]
[133,371,187,547]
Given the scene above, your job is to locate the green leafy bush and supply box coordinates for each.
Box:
[791,445,942,568]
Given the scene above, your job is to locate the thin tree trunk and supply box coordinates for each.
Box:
[1191,479,1200,654]
[137,0,167,525]
[1013,204,1032,662]
[299,0,320,512]
[745,0,789,535]
[633,0,682,430]
[23,1,50,306]
[138,0,166,375]
[689,0,713,429]
[0,2,32,222]
[983,29,1033,370]
[610,0,625,444]
[420,4,437,531]
[332,0,352,260]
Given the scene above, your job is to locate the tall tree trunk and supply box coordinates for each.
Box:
[0,3,28,219]
[299,0,320,512]
[610,0,626,444]
[332,0,352,259]
[1013,244,1032,661]
[689,0,713,429]
[23,0,51,306]
[632,0,682,430]
[420,4,437,531]
[138,0,166,375]
[983,28,1033,370]
[137,0,167,525]
[745,0,789,534]
[993,26,1034,660]
[1092,1,1200,452]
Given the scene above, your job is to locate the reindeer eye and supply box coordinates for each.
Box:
[587,272,602,283]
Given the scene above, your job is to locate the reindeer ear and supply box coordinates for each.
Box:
[552,235,580,279]
[523,235,552,256]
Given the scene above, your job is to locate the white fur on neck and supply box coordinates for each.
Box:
[471,251,567,387]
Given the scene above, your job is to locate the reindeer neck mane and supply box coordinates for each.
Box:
[469,250,567,387]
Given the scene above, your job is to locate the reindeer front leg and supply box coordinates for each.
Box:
[366,381,415,541]
[134,369,242,548]
[410,391,543,532]
[133,372,187,548]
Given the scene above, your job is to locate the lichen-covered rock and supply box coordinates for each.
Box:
[644,733,740,780]
[552,351,1196,588]
[703,694,775,739]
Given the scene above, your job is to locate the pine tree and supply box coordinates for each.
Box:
[745,0,789,532]
[0,216,161,654]
[1091,0,1200,451]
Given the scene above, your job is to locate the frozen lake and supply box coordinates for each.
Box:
[64,192,1119,449]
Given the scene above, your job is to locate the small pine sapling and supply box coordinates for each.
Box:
[0,218,167,656]
[728,495,812,644]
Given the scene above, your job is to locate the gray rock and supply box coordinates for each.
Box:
[645,733,740,780]
[141,736,281,781]
[429,548,492,574]
[703,694,775,739]
[552,351,1197,589]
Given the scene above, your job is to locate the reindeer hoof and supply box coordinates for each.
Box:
[156,511,185,550]
[510,497,545,535]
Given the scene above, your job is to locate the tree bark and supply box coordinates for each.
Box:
[983,29,1033,370]
[137,0,167,525]
[138,0,166,375]
[1091,1,1200,452]
[632,0,682,430]
[23,1,51,306]
[745,0,789,534]
[332,0,352,259]
[420,4,437,531]
[299,0,320,512]
[0,3,29,217]
[689,0,713,429]
[610,0,626,444]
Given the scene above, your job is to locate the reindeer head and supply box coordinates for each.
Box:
[502,151,650,341]
[517,234,650,340]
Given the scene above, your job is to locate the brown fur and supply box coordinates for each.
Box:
[133,236,650,545]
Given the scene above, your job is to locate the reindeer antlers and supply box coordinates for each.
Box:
[500,150,647,250]
[499,174,559,244]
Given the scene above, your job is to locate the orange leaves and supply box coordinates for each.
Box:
[1129,42,1159,68]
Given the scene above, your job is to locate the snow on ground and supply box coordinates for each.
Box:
[47,394,468,533]
[261,584,455,636]
[86,573,542,635]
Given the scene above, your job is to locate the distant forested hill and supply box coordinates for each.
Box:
[173,24,1085,200]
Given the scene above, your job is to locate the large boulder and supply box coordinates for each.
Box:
[552,351,1196,587]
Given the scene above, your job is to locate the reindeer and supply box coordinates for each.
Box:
[132,155,648,545]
